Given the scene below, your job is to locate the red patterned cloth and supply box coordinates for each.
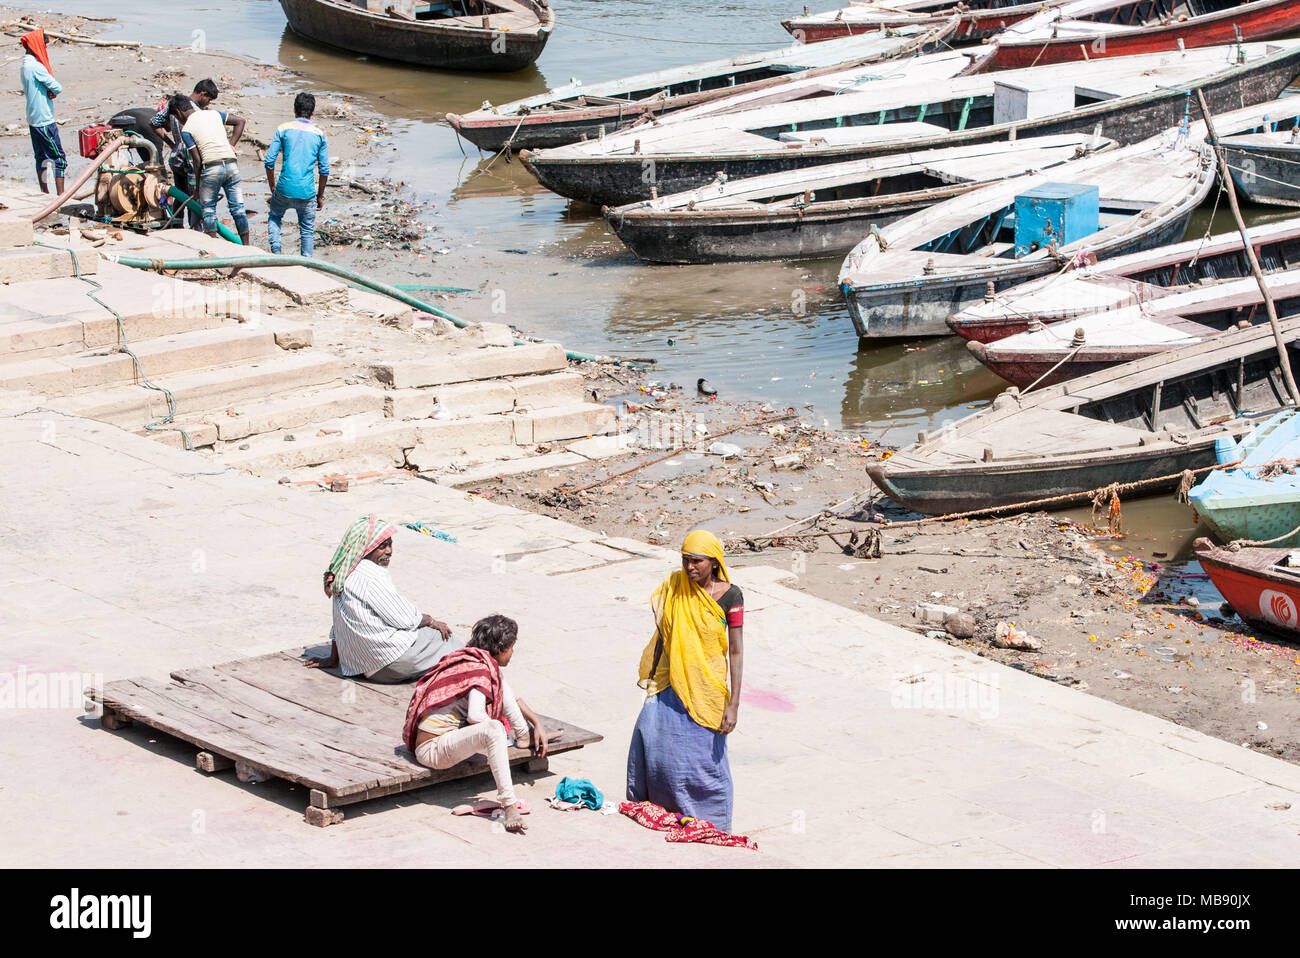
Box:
[401,647,510,752]
[618,800,757,850]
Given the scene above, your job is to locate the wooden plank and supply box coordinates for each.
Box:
[206,651,407,736]
[101,677,391,797]
[169,666,421,784]
[102,646,605,817]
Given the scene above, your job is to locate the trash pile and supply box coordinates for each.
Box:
[317,189,429,250]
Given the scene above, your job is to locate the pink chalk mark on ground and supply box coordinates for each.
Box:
[746,688,795,712]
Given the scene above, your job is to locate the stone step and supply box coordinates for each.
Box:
[383,371,585,421]
[510,371,586,413]
[371,342,567,389]
[0,260,266,360]
[0,244,98,283]
[0,302,236,362]
[148,384,387,448]
[404,402,617,467]
[511,402,618,445]
[0,325,281,397]
[49,352,348,428]
[0,214,34,247]
[212,412,418,474]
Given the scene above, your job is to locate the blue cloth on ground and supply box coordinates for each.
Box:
[555,776,603,810]
[403,522,457,542]
[626,684,733,832]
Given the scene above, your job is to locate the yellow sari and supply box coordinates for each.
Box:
[637,529,732,730]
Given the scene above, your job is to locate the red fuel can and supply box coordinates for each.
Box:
[78,124,115,159]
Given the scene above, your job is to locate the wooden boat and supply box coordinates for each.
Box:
[865,313,1300,515]
[947,211,1300,343]
[1195,537,1300,638]
[839,137,1216,338]
[446,20,957,152]
[840,99,1298,339]
[602,134,1113,264]
[991,0,1300,68]
[782,1,1071,43]
[1222,128,1300,207]
[1187,409,1300,545]
[967,269,1300,387]
[520,40,1300,207]
[276,0,555,72]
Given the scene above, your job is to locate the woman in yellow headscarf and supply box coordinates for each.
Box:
[626,529,744,832]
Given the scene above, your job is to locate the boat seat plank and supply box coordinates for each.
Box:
[934,407,1151,462]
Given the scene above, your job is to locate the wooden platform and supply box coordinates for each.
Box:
[94,647,602,827]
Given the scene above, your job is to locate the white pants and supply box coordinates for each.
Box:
[414,682,529,806]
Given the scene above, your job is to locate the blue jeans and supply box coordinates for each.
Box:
[268,192,317,257]
[197,160,249,237]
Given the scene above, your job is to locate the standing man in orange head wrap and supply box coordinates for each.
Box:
[18,29,66,195]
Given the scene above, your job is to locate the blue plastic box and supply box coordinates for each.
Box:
[1013,182,1099,257]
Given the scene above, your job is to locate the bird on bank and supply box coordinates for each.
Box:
[697,378,717,396]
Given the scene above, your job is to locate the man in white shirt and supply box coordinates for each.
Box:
[308,518,461,683]
[172,95,250,245]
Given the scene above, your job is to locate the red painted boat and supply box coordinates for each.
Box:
[992,0,1300,68]
[1195,537,1300,640]
[781,1,1067,43]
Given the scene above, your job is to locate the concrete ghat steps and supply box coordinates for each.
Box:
[0,304,235,362]
[385,370,587,420]
[0,214,34,247]
[371,343,567,388]
[0,261,275,361]
[47,352,349,429]
[511,402,617,444]
[212,412,417,473]
[147,384,388,449]
[0,325,282,397]
[215,399,618,476]
[0,244,98,282]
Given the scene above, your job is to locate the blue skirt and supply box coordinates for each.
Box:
[626,684,732,832]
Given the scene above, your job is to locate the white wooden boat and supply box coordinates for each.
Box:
[866,313,1300,515]
[968,268,1300,387]
[602,134,1112,263]
[782,1,1071,43]
[948,210,1300,343]
[519,40,1300,207]
[1222,127,1300,207]
[446,20,957,152]
[838,99,1298,339]
[991,0,1300,68]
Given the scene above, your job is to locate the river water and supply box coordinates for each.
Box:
[16,0,1300,560]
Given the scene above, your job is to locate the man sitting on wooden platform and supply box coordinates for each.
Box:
[307,515,461,684]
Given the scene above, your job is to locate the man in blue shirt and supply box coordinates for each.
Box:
[264,93,330,258]
[18,30,65,195]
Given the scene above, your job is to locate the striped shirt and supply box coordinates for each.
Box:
[330,559,421,677]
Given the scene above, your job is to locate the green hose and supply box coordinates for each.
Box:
[111,251,650,366]
[165,186,243,246]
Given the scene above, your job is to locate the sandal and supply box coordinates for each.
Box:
[451,798,531,818]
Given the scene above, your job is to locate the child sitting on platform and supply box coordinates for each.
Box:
[401,614,549,834]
